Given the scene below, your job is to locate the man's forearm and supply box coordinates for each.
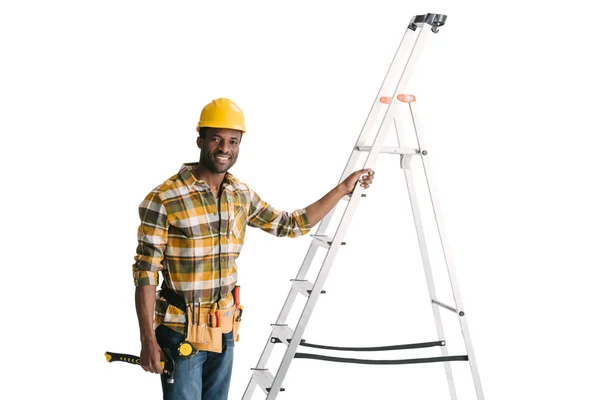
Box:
[305,184,347,226]
[304,168,374,227]
[135,285,158,343]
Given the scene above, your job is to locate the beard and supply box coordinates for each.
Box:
[200,150,236,173]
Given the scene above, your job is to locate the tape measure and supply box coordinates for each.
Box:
[178,339,198,358]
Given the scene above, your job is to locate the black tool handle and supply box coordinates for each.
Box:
[105,351,165,370]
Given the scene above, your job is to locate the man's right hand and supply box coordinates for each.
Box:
[140,339,164,374]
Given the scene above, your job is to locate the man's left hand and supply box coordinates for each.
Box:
[341,169,375,195]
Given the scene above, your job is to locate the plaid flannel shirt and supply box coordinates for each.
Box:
[133,163,311,334]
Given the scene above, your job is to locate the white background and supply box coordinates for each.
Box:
[1,1,599,399]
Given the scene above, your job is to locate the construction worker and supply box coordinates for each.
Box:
[132,97,374,400]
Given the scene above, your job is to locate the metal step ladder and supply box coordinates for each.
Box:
[242,13,485,400]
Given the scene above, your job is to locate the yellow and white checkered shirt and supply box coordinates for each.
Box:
[132,163,311,334]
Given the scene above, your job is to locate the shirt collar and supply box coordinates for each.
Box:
[179,163,235,189]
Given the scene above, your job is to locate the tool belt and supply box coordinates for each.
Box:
[185,305,240,353]
[159,283,242,354]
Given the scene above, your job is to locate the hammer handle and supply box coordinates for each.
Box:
[105,351,165,370]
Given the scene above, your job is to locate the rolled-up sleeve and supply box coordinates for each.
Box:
[247,188,311,237]
[132,191,168,286]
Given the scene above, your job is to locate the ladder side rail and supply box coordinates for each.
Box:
[242,13,458,400]
[358,23,430,172]
[267,182,370,398]
[277,243,321,321]
[409,101,486,400]
[393,119,458,400]
[316,25,422,235]
[241,378,258,400]
[265,23,434,398]
[405,168,459,400]
[393,21,435,101]
[267,98,407,397]
[340,22,419,177]
[319,20,432,232]
[317,19,432,235]
[359,23,429,172]
[242,243,322,399]
[321,18,433,234]
[247,93,415,399]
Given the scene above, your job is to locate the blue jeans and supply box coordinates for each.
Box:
[155,324,234,400]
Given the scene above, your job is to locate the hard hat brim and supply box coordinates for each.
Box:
[197,122,245,133]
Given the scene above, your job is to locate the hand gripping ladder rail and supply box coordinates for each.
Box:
[242,13,485,400]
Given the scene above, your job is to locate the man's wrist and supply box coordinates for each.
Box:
[141,334,158,345]
[337,182,350,196]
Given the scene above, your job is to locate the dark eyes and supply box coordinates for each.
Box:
[211,137,238,145]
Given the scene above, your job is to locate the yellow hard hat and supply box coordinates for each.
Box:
[197,98,246,134]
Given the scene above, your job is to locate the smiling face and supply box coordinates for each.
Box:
[197,128,242,174]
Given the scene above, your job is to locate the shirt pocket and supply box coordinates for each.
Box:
[170,214,211,239]
[229,206,247,239]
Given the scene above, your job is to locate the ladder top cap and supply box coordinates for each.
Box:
[410,13,447,32]
[411,13,447,26]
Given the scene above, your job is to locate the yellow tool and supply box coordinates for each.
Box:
[177,339,197,358]
[104,349,176,383]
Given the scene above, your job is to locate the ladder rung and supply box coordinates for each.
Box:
[311,235,346,248]
[252,368,285,394]
[432,299,460,314]
[290,279,326,297]
[271,324,294,345]
[356,145,418,155]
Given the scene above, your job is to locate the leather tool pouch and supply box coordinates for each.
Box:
[186,306,239,353]
[186,307,222,353]
[160,284,242,354]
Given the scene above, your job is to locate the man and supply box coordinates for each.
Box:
[133,98,374,399]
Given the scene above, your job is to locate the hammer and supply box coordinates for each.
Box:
[104,348,177,384]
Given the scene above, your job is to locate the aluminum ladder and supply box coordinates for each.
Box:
[242,13,485,400]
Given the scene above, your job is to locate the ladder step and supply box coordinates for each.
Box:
[356,145,419,155]
[290,279,326,297]
[311,235,346,248]
[252,368,285,394]
[270,324,294,345]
